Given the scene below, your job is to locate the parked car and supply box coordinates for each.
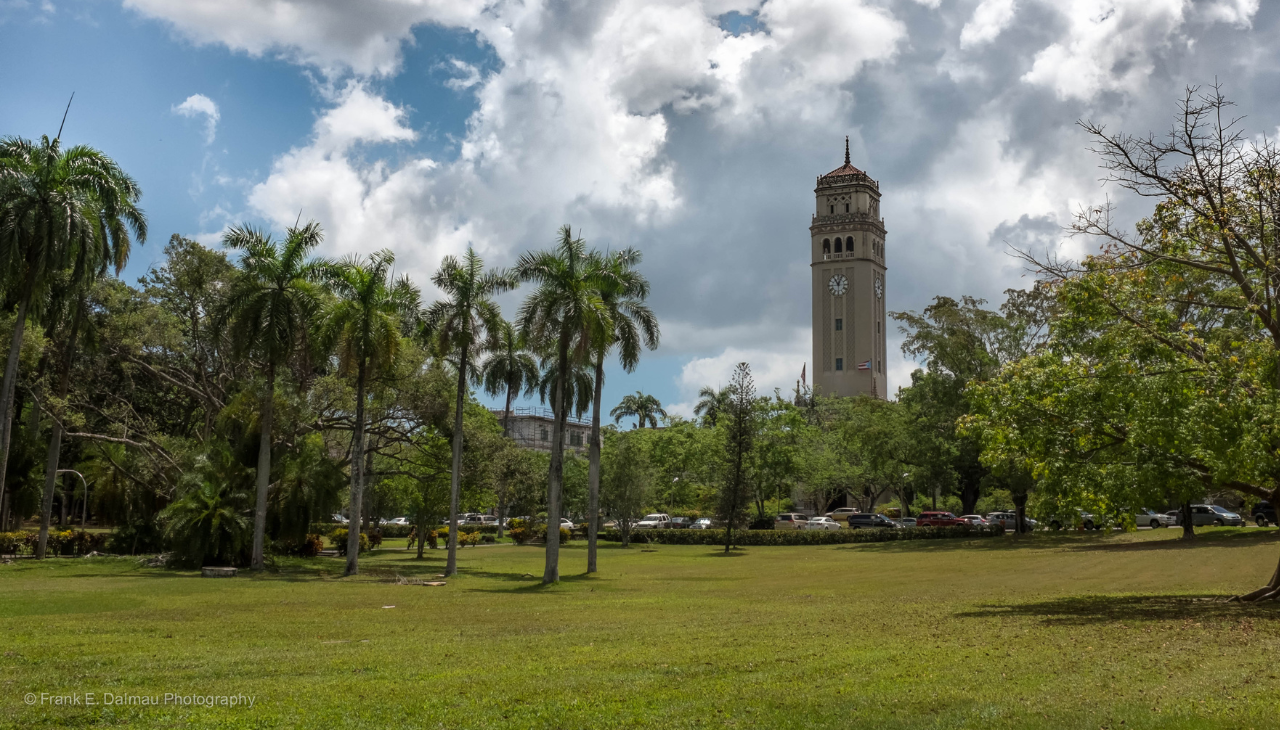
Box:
[669,517,697,529]
[986,511,1038,530]
[1134,508,1174,528]
[804,516,842,531]
[1253,501,1277,527]
[896,517,918,527]
[689,518,716,530]
[959,514,989,526]
[775,513,809,529]
[559,518,576,532]
[847,513,901,529]
[916,511,965,527]
[635,513,671,529]
[1048,509,1097,530]
[1176,504,1243,527]
[386,516,411,526]
[825,507,859,521]
[463,514,498,526]
[331,513,349,524]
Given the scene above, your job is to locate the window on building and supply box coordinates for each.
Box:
[540,427,548,441]
[877,360,882,373]
[835,358,843,371]
[835,318,842,331]
[876,321,880,333]
[829,205,834,214]
[822,239,830,254]
[834,237,842,253]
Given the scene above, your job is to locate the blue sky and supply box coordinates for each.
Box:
[2,0,1277,419]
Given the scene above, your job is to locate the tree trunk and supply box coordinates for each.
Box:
[1230,545,1280,602]
[1012,490,1028,535]
[36,303,81,559]
[251,361,275,570]
[543,329,570,584]
[446,343,468,578]
[496,382,516,541]
[1180,500,1195,541]
[345,360,367,576]
[0,292,32,521]
[587,353,604,574]
[416,512,426,560]
[959,481,980,517]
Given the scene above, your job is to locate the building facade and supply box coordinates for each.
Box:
[810,139,888,399]
[491,407,591,455]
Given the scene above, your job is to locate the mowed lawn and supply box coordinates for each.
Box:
[4,529,1280,729]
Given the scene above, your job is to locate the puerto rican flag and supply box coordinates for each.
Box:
[857,360,872,371]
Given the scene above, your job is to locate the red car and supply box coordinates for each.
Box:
[916,511,965,527]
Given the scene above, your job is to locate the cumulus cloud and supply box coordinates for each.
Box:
[172,93,220,144]
[131,0,1280,405]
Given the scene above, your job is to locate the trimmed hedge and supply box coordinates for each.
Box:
[600,524,1004,546]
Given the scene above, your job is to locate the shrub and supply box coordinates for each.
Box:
[560,527,572,543]
[508,527,533,545]
[46,530,75,556]
[327,528,370,555]
[275,534,324,558]
[68,530,107,555]
[107,520,166,556]
[458,531,482,547]
[0,531,30,555]
[427,530,439,550]
[599,524,1005,546]
[481,534,495,544]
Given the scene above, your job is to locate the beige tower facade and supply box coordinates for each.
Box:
[810,140,887,399]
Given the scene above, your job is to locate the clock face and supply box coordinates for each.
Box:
[874,277,884,300]
[828,274,848,296]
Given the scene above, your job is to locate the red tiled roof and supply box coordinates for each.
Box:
[822,162,866,178]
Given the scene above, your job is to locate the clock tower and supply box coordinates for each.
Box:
[810,138,887,399]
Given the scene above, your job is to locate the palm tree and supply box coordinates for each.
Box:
[476,320,538,540]
[536,355,595,421]
[0,134,146,535]
[611,391,666,429]
[320,249,419,576]
[217,220,328,570]
[477,321,539,438]
[694,385,733,427]
[421,247,512,578]
[586,249,659,573]
[515,225,609,583]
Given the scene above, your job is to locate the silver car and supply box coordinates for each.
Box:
[1134,508,1174,528]
[1177,504,1244,527]
[986,511,1038,530]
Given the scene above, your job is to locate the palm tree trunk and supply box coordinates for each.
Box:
[345,360,367,576]
[495,382,515,541]
[250,361,275,570]
[36,302,81,559]
[587,353,604,573]
[446,343,468,577]
[0,291,32,519]
[543,329,570,584]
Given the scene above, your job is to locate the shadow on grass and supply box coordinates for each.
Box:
[837,528,1280,555]
[1066,529,1280,553]
[956,593,1280,625]
[464,571,602,593]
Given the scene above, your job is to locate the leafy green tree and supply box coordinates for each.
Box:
[475,320,537,538]
[601,430,652,548]
[0,135,147,557]
[585,248,658,573]
[718,363,755,552]
[515,225,609,584]
[610,391,666,429]
[217,220,327,570]
[320,250,419,576]
[422,247,512,577]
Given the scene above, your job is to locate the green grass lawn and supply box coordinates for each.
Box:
[4,528,1280,729]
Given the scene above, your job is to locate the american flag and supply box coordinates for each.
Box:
[857,360,871,371]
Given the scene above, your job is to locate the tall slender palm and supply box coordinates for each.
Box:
[421,247,513,578]
[217,220,327,570]
[611,391,666,429]
[320,249,419,576]
[515,225,609,583]
[694,385,732,427]
[536,355,595,421]
[586,249,659,573]
[0,135,145,526]
[477,320,538,540]
[477,321,539,438]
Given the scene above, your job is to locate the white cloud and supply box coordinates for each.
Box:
[172,93,220,144]
[667,326,810,417]
[960,0,1017,48]
[1021,0,1259,100]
